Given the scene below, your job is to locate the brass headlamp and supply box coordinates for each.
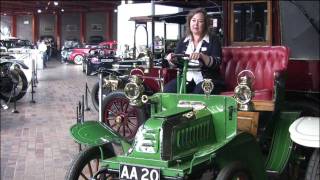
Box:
[124,75,144,106]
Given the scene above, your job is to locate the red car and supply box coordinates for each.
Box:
[67,40,117,65]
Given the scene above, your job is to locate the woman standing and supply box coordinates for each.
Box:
[164,8,224,94]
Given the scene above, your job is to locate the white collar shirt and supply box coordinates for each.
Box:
[184,34,209,84]
[38,42,47,52]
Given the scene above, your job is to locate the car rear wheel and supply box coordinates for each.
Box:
[91,81,112,112]
[74,55,84,65]
[216,162,252,180]
[85,63,92,75]
[82,61,86,72]
[102,91,147,141]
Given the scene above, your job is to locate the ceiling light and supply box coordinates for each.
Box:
[54,1,59,6]
[114,9,118,13]
[61,9,64,12]
[37,9,42,13]
[3,13,7,16]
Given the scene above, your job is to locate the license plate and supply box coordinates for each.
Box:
[101,58,113,62]
[119,164,160,180]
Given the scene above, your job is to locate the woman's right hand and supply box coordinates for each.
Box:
[166,53,176,66]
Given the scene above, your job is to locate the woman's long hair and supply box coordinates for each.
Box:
[185,8,210,38]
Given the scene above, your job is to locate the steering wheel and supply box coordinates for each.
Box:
[171,53,202,69]
[170,53,190,68]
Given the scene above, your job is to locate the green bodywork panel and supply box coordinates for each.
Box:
[100,93,263,178]
[70,121,129,148]
[265,111,300,173]
[103,133,267,179]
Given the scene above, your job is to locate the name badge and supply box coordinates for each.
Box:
[201,47,207,51]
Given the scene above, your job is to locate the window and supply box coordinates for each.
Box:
[230,1,272,45]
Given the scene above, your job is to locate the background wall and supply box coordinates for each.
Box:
[112,12,117,41]
[1,11,117,48]
[61,13,80,44]
[86,12,106,42]
[16,15,32,42]
[39,14,55,39]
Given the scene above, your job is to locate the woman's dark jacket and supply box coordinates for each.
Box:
[174,34,222,81]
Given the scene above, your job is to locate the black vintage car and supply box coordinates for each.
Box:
[82,49,121,75]
[82,48,164,76]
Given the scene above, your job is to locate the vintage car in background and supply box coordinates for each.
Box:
[86,48,172,112]
[0,38,35,52]
[60,40,81,63]
[82,48,121,75]
[67,40,117,65]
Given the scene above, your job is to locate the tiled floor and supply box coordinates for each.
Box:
[1,59,100,180]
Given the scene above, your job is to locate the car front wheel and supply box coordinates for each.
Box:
[74,55,84,65]
[65,144,116,180]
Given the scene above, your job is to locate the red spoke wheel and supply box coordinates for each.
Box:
[102,91,146,141]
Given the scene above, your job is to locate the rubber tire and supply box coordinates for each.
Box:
[73,55,83,65]
[91,82,112,112]
[101,91,147,142]
[65,144,116,180]
[305,149,320,180]
[0,68,28,102]
[216,162,252,180]
[85,63,92,75]
[284,100,320,117]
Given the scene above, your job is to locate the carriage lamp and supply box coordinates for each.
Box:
[103,76,119,91]
[234,70,255,111]
[202,79,214,97]
[89,50,96,55]
[124,75,144,106]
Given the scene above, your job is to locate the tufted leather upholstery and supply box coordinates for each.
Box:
[220,46,289,100]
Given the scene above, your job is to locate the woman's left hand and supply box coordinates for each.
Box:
[189,52,202,60]
[189,53,211,67]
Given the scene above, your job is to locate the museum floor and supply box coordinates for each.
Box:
[1,59,99,180]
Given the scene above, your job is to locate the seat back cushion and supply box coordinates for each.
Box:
[221,46,289,93]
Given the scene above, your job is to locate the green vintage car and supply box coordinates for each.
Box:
[65,53,309,180]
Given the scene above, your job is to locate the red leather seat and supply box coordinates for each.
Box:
[220,46,289,100]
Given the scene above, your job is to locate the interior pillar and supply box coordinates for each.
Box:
[80,12,86,44]
[32,14,39,44]
[55,13,61,50]
[11,15,17,37]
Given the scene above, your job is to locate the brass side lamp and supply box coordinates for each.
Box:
[234,70,255,111]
